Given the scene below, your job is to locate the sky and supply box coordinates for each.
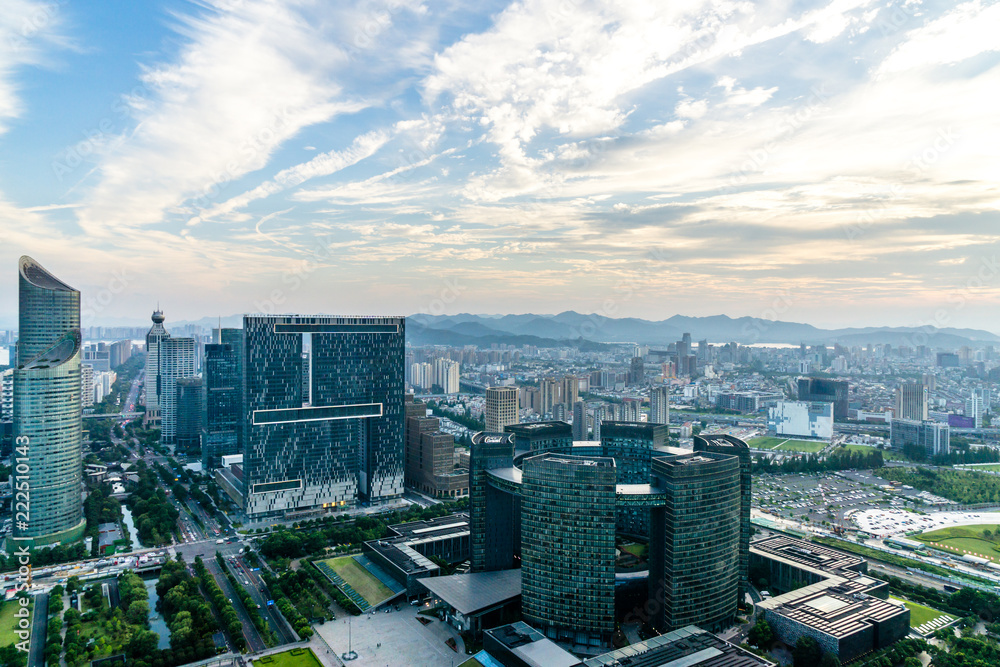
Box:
[0,0,999,332]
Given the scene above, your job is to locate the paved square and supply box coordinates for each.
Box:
[315,604,467,667]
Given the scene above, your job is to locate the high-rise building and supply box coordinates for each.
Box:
[158,337,196,445]
[144,309,170,425]
[895,382,928,421]
[519,386,540,414]
[572,401,587,440]
[176,376,204,454]
[107,339,132,368]
[890,419,950,459]
[629,356,644,385]
[539,378,560,415]
[592,404,606,441]
[12,256,86,546]
[602,421,666,536]
[966,391,984,429]
[650,385,670,425]
[694,434,752,602]
[80,363,95,408]
[521,453,617,646]
[650,451,741,632]
[485,386,519,433]
[561,375,579,406]
[403,396,468,498]
[243,315,404,518]
[202,329,243,469]
[469,427,748,644]
[797,377,849,420]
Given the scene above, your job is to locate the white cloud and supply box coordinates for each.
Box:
[878,1,1000,74]
[76,0,384,235]
[0,0,65,134]
[191,129,390,224]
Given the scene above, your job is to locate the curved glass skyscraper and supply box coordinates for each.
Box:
[12,256,85,546]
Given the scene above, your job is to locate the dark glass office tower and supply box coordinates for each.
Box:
[202,329,242,469]
[649,452,741,632]
[521,452,617,647]
[601,421,666,536]
[12,256,85,546]
[469,432,518,572]
[798,377,848,419]
[694,434,752,600]
[175,377,203,454]
[243,315,404,519]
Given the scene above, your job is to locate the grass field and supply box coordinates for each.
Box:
[747,436,787,449]
[317,556,394,607]
[774,440,827,453]
[916,524,1000,562]
[254,647,322,667]
[0,598,31,648]
[890,595,956,629]
[747,436,828,453]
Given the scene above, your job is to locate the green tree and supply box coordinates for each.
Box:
[793,636,823,667]
[748,618,773,648]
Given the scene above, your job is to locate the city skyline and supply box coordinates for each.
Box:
[1,1,998,330]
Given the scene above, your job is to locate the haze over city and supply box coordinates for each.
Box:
[1,0,999,330]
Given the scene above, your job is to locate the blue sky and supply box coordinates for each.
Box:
[1,0,999,331]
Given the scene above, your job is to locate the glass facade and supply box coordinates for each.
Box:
[201,328,242,469]
[158,337,196,444]
[600,421,667,536]
[470,432,518,572]
[175,376,203,454]
[649,452,741,632]
[521,453,617,647]
[12,256,85,545]
[243,315,404,519]
[694,434,752,600]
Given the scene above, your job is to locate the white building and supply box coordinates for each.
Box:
[966,391,984,429]
[650,385,670,425]
[485,386,518,433]
[768,400,833,440]
[81,364,95,408]
[0,369,12,423]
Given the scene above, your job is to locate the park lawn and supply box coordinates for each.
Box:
[916,524,1000,562]
[890,596,955,628]
[320,556,393,607]
[774,440,828,453]
[840,444,905,461]
[254,647,323,667]
[0,598,31,647]
[747,436,787,450]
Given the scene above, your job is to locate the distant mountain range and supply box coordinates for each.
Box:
[42,311,998,349]
[407,312,1000,348]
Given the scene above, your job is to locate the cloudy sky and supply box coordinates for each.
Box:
[0,0,998,331]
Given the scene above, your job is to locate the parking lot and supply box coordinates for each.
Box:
[753,470,953,530]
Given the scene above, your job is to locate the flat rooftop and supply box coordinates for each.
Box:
[584,625,775,667]
[486,622,580,667]
[388,513,470,540]
[421,569,521,616]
